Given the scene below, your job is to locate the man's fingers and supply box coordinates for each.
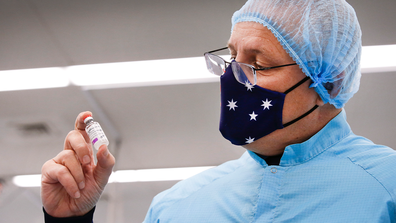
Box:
[64,130,92,165]
[54,150,86,189]
[94,145,115,189]
[42,159,82,199]
[75,111,92,143]
[75,111,92,131]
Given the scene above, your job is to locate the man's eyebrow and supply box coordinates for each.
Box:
[227,42,265,55]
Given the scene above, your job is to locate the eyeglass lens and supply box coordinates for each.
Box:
[231,62,256,85]
[204,54,226,76]
[205,53,257,85]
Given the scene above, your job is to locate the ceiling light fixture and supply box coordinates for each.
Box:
[0,67,69,92]
[0,45,395,92]
[12,166,215,187]
[360,44,396,73]
[68,57,217,90]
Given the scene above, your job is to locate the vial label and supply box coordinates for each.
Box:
[86,122,109,150]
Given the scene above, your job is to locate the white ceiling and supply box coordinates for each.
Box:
[0,0,395,222]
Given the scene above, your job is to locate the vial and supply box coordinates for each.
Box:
[83,115,109,150]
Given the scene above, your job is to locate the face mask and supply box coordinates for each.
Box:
[219,65,318,146]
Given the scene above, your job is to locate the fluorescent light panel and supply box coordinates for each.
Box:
[108,166,214,183]
[68,57,217,89]
[12,174,42,187]
[361,44,396,73]
[12,166,214,187]
[0,67,69,92]
[0,45,395,92]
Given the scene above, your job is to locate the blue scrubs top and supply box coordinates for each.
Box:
[144,110,396,222]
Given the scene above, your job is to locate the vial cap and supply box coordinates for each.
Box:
[83,114,93,124]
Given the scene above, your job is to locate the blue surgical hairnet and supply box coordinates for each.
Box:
[231,0,362,108]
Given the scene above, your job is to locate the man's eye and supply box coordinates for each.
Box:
[254,63,266,70]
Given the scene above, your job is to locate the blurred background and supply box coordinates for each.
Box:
[0,0,395,222]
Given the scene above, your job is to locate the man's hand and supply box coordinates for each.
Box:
[41,111,115,217]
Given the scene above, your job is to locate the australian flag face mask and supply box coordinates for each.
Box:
[219,65,318,146]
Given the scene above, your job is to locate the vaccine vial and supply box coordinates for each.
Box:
[83,115,109,150]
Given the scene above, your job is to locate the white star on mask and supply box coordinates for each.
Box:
[227,99,238,111]
[249,111,258,121]
[261,98,273,110]
[245,136,255,144]
[244,81,254,91]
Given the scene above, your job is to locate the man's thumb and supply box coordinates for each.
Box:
[94,145,115,188]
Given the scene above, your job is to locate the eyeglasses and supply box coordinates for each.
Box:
[204,47,298,86]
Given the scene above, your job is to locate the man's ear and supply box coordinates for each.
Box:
[325,71,345,99]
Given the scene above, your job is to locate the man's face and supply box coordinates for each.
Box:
[227,22,322,155]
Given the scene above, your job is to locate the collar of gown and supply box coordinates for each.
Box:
[248,109,352,167]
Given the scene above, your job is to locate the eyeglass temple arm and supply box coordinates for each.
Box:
[205,47,229,54]
[257,63,298,71]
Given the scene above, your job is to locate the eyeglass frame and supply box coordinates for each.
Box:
[204,47,298,86]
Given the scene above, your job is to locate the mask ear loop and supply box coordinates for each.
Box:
[283,105,319,127]
[282,76,319,128]
[283,76,311,94]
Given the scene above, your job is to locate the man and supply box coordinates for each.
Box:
[41,0,396,222]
